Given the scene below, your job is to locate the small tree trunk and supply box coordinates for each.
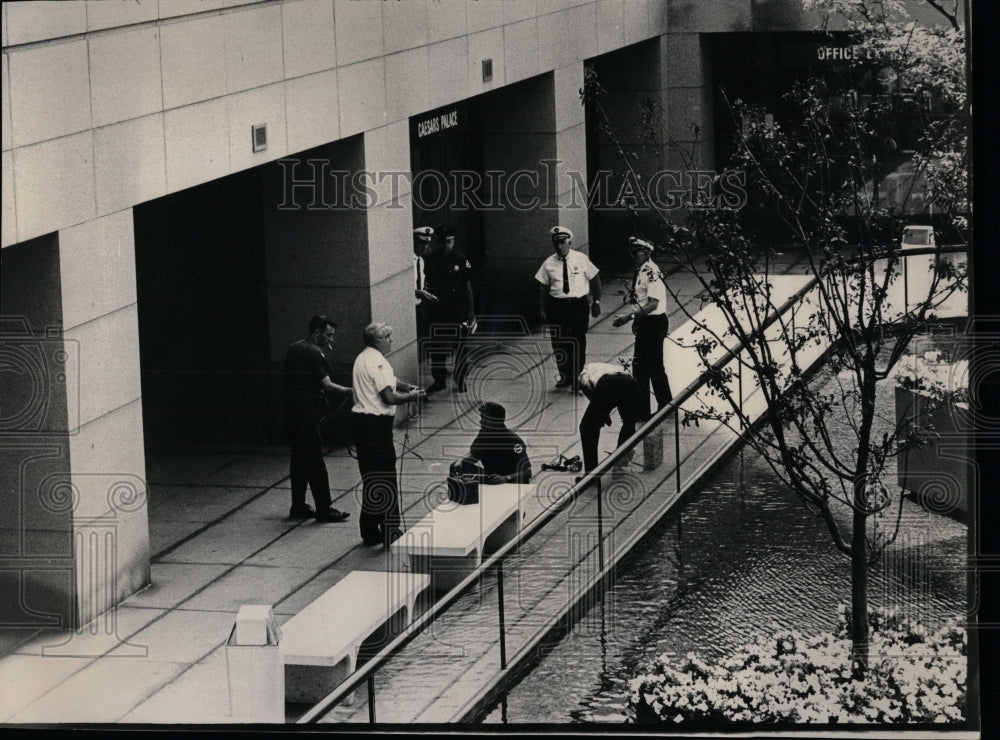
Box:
[851,493,870,676]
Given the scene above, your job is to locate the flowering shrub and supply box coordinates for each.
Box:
[628,606,966,724]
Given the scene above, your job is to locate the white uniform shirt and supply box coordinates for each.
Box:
[535,249,599,298]
[632,259,667,315]
[413,255,426,305]
[351,346,396,416]
[578,362,629,393]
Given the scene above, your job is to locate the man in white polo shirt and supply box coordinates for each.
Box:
[351,322,425,547]
[535,226,602,391]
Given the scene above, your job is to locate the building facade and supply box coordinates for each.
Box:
[0,0,957,630]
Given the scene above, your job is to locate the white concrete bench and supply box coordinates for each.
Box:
[391,483,534,593]
[281,569,430,704]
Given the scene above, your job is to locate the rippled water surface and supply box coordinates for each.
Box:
[483,446,968,724]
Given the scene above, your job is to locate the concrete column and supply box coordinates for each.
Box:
[585,39,663,264]
[478,72,561,321]
[262,137,371,440]
[1,232,76,631]
[59,210,151,629]
[1,211,151,633]
[362,120,421,388]
[662,33,715,172]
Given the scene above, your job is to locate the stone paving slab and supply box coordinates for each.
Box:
[146,453,242,486]
[179,565,323,613]
[156,521,303,565]
[0,654,95,721]
[122,563,231,610]
[8,656,189,723]
[245,525,359,569]
[149,518,216,559]
[129,609,236,663]
[119,646,232,723]
[12,605,165,658]
[147,484,264,523]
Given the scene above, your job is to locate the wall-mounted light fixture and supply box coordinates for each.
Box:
[252,123,267,153]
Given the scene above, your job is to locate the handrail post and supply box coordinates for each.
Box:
[497,562,507,670]
[368,675,376,723]
[903,254,909,314]
[596,477,604,572]
[674,411,681,494]
[738,359,744,428]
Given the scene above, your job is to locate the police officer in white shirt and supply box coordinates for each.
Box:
[578,362,648,472]
[351,322,425,547]
[613,237,673,416]
[535,226,602,390]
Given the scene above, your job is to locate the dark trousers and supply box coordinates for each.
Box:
[427,307,470,386]
[580,374,648,472]
[546,295,590,385]
[287,408,332,511]
[633,314,672,417]
[351,412,401,545]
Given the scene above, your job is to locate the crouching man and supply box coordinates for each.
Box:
[578,362,648,472]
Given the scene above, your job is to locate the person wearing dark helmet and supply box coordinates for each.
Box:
[468,402,533,485]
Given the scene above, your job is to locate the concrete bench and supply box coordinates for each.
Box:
[281,569,430,704]
[391,483,534,593]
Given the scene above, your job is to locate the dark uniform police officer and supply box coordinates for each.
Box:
[425,225,475,393]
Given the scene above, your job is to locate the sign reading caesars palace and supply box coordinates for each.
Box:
[417,109,460,138]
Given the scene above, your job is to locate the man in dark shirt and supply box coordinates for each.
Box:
[468,402,532,484]
[283,315,351,522]
[425,225,475,393]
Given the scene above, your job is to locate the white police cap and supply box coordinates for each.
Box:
[550,226,573,240]
[413,226,434,238]
[627,236,655,252]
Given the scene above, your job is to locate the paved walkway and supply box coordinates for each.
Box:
[0,256,850,724]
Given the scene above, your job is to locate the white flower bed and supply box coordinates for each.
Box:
[628,606,966,724]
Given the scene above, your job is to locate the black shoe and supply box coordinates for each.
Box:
[315,508,350,523]
[361,536,381,546]
[289,504,315,519]
[427,380,447,393]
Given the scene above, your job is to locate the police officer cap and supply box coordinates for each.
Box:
[550,226,573,241]
[414,226,434,239]
[438,224,456,238]
[627,236,655,252]
[479,402,506,421]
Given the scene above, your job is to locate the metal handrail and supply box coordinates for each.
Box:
[298,244,967,724]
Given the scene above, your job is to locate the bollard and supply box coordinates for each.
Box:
[642,425,663,470]
[226,604,284,722]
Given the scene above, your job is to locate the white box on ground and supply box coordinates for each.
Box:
[227,604,284,722]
